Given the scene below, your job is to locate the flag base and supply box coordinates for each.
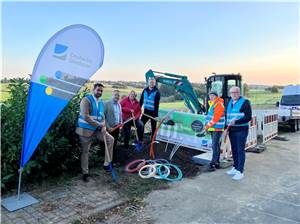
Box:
[1,192,39,212]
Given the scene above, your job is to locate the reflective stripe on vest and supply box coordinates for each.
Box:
[144,90,157,111]
[226,97,248,127]
[77,95,104,131]
[205,101,225,131]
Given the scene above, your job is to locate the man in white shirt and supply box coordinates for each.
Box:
[104,90,123,165]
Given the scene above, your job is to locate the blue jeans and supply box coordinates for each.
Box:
[123,119,144,147]
[210,131,222,165]
[229,129,248,173]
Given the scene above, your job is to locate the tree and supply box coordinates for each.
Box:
[270,85,279,93]
[243,83,249,97]
[158,84,177,97]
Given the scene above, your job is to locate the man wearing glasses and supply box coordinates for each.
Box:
[104,89,123,166]
[225,86,252,180]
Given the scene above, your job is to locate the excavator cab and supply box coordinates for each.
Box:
[205,73,242,109]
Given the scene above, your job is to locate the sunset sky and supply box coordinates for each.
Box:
[1,1,299,85]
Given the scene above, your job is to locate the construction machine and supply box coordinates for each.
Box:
[145,69,242,113]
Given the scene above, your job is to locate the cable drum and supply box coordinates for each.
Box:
[153,164,170,179]
[153,159,169,164]
[125,158,183,182]
[157,164,183,182]
[125,159,146,173]
[145,160,156,165]
[138,164,157,179]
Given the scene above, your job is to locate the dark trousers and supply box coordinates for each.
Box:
[141,112,157,138]
[109,128,120,162]
[229,129,249,173]
[210,131,222,165]
[123,119,144,147]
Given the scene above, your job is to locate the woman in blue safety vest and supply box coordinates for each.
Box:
[225,86,252,181]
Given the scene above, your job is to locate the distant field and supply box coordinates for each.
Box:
[0,83,144,103]
[248,92,281,106]
[83,83,143,101]
[159,91,281,110]
[160,100,278,111]
[0,82,282,111]
[160,101,188,111]
[0,83,10,102]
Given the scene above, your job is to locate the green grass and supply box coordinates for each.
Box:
[160,101,187,111]
[159,91,281,111]
[0,91,10,102]
[247,92,281,105]
[0,83,10,102]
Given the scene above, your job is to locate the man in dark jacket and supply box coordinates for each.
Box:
[225,86,252,181]
[140,77,161,139]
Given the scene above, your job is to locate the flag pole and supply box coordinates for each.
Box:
[17,168,23,200]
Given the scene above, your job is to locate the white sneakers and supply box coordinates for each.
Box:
[232,171,244,180]
[226,167,244,180]
[226,167,237,175]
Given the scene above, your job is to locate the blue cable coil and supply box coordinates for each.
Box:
[156,163,183,182]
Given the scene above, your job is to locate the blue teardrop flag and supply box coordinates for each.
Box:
[20,24,104,168]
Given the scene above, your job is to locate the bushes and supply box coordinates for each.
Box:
[1,79,88,191]
[158,84,182,102]
[111,84,127,89]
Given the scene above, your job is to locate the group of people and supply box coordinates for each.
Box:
[75,78,160,182]
[204,86,252,180]
[76,77,252,182]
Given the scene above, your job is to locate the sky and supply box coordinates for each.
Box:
[1,1,299,85]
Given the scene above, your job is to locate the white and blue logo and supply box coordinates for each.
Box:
[53,44,68,60]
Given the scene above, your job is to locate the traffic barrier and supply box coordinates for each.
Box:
[220,115,257,159]
[245,116,258,149]
[254,110,278,143]
[262,113,278,143]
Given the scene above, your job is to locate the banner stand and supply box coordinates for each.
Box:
[2,24,104,212]
[2,169,39,211]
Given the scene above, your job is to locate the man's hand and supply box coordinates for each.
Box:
[223,128,228,136]
[107,127,113,133]
[98,121,105,127]
[97,121,106,133]
[204,125,209,132]
[229,119,236,126]
[101,125,107,134]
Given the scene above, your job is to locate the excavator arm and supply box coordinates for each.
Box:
[145,69,206,114]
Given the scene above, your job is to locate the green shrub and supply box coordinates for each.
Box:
[1,79,88,191]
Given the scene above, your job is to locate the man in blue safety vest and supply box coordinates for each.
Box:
[205,91,225,171]
[76,83,114,182]
[140,77,161,139]
[225,86,252,180]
